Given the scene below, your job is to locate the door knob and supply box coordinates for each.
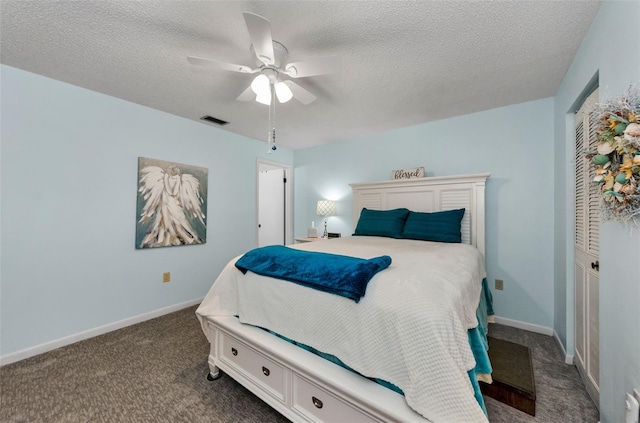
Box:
[591,261,599,271]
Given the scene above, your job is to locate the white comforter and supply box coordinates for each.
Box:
[196,236,488,423]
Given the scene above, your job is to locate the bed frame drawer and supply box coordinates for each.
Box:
[206,316,432,423]
[292,373,378,423]
[219,331,286,402]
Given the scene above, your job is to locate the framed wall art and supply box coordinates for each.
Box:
[135,157,208,249]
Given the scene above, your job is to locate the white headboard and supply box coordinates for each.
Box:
[350,173,489,257]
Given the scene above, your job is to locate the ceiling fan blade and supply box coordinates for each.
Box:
[187,56,255,73]
[243,12,275,65]
[284,81,317,105]
[284,56,341,78]
[236,86,255,102]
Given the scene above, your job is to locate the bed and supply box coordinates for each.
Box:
[196,173,492,423]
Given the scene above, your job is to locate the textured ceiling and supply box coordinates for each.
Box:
[1,1,601,150]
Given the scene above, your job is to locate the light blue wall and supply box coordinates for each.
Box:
[3,3,638,417]
[294,97,556,328]
[0,65,293,357]
[553,2,640,422]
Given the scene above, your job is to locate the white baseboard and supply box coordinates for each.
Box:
[554,330,575,365]
[0,298,203,366]
[493,315,554,336]
[493,316,575,364]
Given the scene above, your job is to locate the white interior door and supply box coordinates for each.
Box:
[258,168,285,246]
[257,159,292,247]
[574,88,600,408]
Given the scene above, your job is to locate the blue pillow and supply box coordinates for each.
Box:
[402,208,465,243]
[353,208,410,238]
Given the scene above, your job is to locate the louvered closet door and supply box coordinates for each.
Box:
[574,88,599,408]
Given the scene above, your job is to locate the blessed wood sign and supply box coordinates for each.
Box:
[392,167,425,180]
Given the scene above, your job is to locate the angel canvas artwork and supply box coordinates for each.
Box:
[135,157,208,249]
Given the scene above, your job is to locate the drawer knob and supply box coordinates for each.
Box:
[231,347,238,356]
[262,366,270,376]
[312,396,323,409]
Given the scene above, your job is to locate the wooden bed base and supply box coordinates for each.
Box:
[203,174,490,422]
[203,315,425,422]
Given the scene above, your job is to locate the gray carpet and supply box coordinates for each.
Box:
[0,306,599,422]
[486,324,599,422]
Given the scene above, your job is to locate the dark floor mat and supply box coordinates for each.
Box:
[481,336,536,416]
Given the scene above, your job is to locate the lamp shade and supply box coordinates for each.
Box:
[316,200,336,217]
[251,74,270,96]
[275,81,293,103]
[255,90,271,105]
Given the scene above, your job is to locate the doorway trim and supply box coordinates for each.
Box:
[257,159,293,246]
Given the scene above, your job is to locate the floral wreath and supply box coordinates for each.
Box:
[585,85,640,226]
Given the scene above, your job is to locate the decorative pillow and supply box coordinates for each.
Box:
[353,208,410,238]
[402,208,465,243]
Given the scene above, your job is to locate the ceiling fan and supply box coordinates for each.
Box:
[187,12,340,106]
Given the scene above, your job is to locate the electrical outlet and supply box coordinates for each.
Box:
[495,279,504,290]
[163,272,171,283]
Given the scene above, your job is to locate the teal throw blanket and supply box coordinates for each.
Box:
[235,245,392,302]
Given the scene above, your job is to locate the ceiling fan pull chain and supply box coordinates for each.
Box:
[267,82,272,153]
[267,82,277,152]
[272,85,277,151]
[272,127,276,150]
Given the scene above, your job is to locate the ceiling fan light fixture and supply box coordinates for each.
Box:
[275,81,293,103]
[251,74,270,96]
[256,90,271,105]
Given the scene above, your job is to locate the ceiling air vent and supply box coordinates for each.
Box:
[200,115,229,126]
